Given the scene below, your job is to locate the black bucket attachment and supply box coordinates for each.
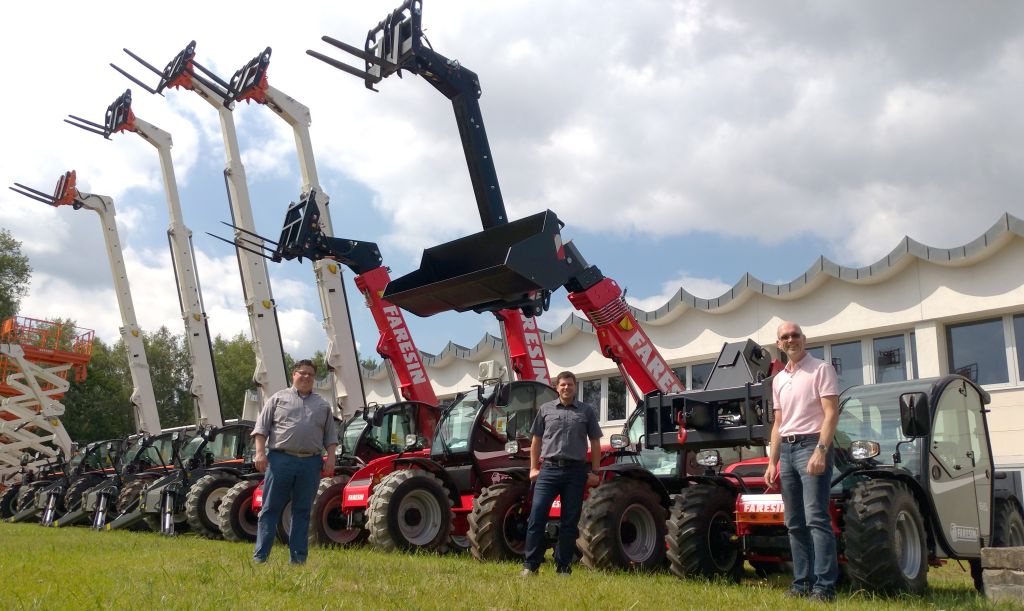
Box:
[383,210,579,317]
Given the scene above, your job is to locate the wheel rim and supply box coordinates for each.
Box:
[894,509,923,579]
[204,488,228,519]
[237,496,259,536]
[398,488,443,546]
[501,498,528,555]
[321,494,361,544]
[707,509,738,571]
[620,503,659,563]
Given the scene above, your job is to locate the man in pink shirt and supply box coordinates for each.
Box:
[764,321,839,602]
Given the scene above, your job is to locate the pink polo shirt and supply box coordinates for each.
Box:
[772,353,839,436]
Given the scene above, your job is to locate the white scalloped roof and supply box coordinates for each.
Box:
[360,212,1023,375]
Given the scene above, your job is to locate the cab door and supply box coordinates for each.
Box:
[928,379,986,556]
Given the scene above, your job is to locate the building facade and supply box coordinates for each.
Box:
[345,214,1024,468]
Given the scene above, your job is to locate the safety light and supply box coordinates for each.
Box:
[849,440,881,461]
[505,440,519,455]
[609,434,629,450]
[696,449,722,467]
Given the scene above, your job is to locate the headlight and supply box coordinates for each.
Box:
[505,440,519,455]
[696,450,721,467]
[609,434,629,450]
[405,434,418,448]
[849,440,880,461]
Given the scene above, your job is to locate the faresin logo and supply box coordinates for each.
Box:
[383,305,427,385]
[949,523,979,543]
[520,315,548,381]
[627,330,684,394]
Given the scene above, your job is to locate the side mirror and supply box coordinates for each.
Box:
[899,392,930,438]
[505,413,518,440]
[371,409,385,427]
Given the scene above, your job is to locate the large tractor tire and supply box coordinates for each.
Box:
[992,498,1024,547]
[367,469,452,552]
[666,483,742,581]
[468,479,531,562]
[310,475,367,547]
[276,501,294,543]
[115,478,149,515]
[63,475,100,513]
[185,473,240,539]
[578,477,667,572]
[0,486,20,518]
[218,480,260,543]
[15,482,43,512]
[844,479,928,595]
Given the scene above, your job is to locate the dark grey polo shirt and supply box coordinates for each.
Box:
[252,387,337,454]
[530,398,602,462]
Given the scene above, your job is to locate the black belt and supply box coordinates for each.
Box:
[545,458,585,468]
[273,449,318,458]
[781,433,819,444]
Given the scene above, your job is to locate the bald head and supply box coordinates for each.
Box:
[776,321,807,363]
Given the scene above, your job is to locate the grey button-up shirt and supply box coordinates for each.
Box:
[530,398,602,462]
[252,387,337,454]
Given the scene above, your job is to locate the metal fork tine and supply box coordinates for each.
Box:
[66,114,107,130]
[9,186,56,205]
[305,50,377,83]
[321,35,388,67]
[11,183,55,199]
[189,71,228,97]
[235,235,275,253]
[110,63,160,95]
[123,48,165,77]
[191,61,232,90]
[206,233,273,260]
[218,221,279,246]
[63,119,108,136]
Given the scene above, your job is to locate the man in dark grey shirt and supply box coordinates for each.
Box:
[521,371,602,576]
[252,359,337,564]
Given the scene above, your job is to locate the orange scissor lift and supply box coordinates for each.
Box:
[0,316,94,483]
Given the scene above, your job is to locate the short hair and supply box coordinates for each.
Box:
[292,359,317,375]
[554,371,577,385]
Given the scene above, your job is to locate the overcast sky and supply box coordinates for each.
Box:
[2,0,1022,368]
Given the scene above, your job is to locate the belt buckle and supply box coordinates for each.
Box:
[784,434,797,443]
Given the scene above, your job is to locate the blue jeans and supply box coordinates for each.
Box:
[254,451,322,563]
[779,438,837,595]
[523,463,588,572]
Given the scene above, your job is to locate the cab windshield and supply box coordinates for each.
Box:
[181,436,205,461]
[835,380,926,472]
[437,387,493,453]
[626,408,679,476]
[341,416,368,455]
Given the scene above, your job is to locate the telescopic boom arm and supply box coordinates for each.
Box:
[66,90,225,426]
[310,1,680,397]
[10,172,162,434]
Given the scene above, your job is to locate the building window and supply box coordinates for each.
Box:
[910,332,919,379]
[1014,315,1024,384]
[831,341,863,392]
[608,376,628,421]
[806,346,825,361]
[946,318,1008,385]
[691,362,714,390]
[874,335,907,383]
[579,378,601,410]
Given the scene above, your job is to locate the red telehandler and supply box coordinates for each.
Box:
[307,0,686,562]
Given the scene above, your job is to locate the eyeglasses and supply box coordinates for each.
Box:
[293,370,316,378]
[778,333,803,341]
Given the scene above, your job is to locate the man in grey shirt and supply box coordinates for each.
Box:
[252,359,337,564]
[521,371,602,576]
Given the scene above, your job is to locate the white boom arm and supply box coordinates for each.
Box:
[250,83,367,417]
[70,191,162,433]
[128,117,223,427]
[177,78,290,406]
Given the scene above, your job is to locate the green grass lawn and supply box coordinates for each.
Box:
[0,522,1013,610]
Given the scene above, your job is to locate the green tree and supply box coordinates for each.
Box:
[0,228,32,321]
[212,332,257,421]
[62,338,134,443]
[142,326,192,428]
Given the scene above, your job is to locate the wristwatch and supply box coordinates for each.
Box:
[815,443,827,451]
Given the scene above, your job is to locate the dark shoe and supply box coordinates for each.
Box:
[519,568,538,577]
[555,566,572,576]
[783,587,808,598]
[252,556,267,564]
[809,590,836,603]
